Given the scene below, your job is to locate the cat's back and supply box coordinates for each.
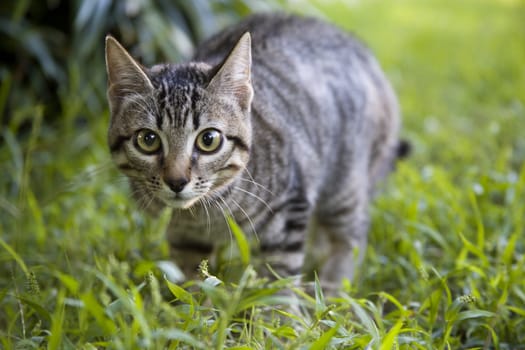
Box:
[193,14,387,130]
[194,13,369,74]
[194,13,399,189]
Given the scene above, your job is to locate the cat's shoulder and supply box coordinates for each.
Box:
[193,13,354,61]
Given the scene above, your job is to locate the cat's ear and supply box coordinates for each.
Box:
[207,32,253,112]
[105,36,153,109]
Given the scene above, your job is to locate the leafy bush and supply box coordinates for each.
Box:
[0,0,276,129]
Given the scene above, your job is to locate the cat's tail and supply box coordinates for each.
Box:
[396,139,411,159]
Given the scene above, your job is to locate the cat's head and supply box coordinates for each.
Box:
[105,34,253,212]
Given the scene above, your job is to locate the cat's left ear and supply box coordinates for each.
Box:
[105,36,154,111]
[207,32,253,112]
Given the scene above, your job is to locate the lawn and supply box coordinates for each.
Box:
[1,0,524,348]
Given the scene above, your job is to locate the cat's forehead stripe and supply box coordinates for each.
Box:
[153,75,205,131]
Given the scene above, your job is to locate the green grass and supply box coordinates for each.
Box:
[1,0,525,348]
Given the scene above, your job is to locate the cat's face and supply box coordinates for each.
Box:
[105,34,253,211]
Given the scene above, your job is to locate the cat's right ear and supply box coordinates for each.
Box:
[207,32,253,113]
[105,36,153,109]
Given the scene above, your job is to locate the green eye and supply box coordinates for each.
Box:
[135,129,161,154]
[196,129,223,153]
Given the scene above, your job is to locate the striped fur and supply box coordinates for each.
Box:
[106,14,401,292]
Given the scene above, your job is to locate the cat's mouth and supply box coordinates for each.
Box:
[163,193,200,210]
[154,178,224,210]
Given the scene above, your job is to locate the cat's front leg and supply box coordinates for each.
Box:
[258,243,306,280]
[255,212,311,283]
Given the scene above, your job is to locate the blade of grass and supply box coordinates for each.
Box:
[48,288,66,350]
[310,323,340,350]
[227,215,251,266]
[0,236,28,275]
[380,319,403,350]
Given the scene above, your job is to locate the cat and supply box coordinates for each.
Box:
[105,13,401,292]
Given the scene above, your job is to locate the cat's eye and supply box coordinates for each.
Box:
[135,129,161,154]
[196,129,223,153]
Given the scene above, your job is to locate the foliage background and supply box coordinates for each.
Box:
[1,0,524,348]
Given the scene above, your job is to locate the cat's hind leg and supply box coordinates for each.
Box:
[313,182,370,294]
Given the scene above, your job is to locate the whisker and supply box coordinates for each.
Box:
[236,177,274,195]
[228,196,259,243]
[232,186,273,213]
[188,204,196,218]
[134,188,153,212]
[213,174,274,196]
[44,160,123,205]
[142,195,156,212]
[216,194,234,218]
[127,182,159,213]
[64,161,114,189]
[242,167,270,193]
[199,197,212,237]
[211,197,235,263]
[210,194,233,259]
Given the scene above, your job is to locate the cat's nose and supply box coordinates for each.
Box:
[165,177,189,193]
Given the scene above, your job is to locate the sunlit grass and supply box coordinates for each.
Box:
[1,0,524,348]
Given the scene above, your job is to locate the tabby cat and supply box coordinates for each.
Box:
[105,13,401,291]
